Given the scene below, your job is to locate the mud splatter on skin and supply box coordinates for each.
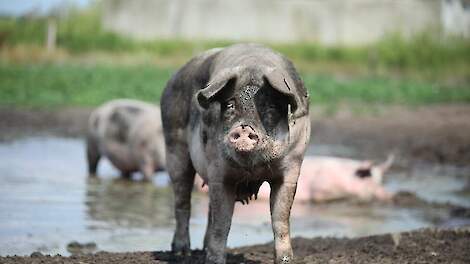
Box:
[218,91,290,169]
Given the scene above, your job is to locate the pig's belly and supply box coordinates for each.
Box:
[103,141,138,173]
[188,127,209,181]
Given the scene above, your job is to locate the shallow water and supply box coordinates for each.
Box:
[0,137,468,256]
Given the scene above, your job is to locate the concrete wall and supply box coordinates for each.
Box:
[442,0,470,37]
[102,0,466,45]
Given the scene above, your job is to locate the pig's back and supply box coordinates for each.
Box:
[93,100,154,143]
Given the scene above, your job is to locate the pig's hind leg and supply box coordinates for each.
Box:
[166,145,196,255]
[86,135,101,177]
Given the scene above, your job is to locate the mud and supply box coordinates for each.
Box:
[1,105,470,263]
[310,104,470,166]
[0,107,90,140]
[1,227,469,263]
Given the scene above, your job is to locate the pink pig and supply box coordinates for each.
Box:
[196,155,394,203]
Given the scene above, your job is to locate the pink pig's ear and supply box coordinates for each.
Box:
[378,154,395,174]
[196,67,239,109]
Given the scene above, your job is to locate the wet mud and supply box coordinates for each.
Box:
[309,104,470,166]
[1,227,469,263]
[1,105,470,263]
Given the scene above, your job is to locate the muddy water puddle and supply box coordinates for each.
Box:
[0,137,468,256]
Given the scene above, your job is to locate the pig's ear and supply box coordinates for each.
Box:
[196,68,239,109]
[263,68,298,113]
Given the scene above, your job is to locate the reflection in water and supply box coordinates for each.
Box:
[0,137,468,256]
[456,181,470,203]
[85,178,174,228]
[386,166,470,207]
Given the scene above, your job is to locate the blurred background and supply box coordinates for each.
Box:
[0,0,469,258]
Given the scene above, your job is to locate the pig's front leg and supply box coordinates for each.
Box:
[205,181,236,264]
[203,202,212,249]
[270,167,300,264]
[139,154,154,182]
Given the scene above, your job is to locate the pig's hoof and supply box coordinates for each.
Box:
[172,249,191,257]
[280,255,292,263]
[174,250,191,257]
[205,254,226,264]
[141,178,152,183]
[171,242,191,257]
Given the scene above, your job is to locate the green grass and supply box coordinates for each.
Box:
[304,74,470,105]
[1,4,468,111]
[1,63,469,108]
[0,64,173,107]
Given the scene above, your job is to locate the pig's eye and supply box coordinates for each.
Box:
[262,106,280,126]
[223,100,236,120]
[224,99,236,111]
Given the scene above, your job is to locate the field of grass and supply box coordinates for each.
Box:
[1,63,469,108]
[0,64,172,107]
[0,5,469,108]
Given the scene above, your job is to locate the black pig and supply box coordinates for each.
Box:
[161,43,310,264]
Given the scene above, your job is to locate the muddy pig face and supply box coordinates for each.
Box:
[196,67,298,167]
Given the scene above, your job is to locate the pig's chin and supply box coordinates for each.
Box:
[222,145,265,168]
[222,142,284,169]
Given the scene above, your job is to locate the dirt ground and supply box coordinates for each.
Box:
[1,104,469,263]
[0,106,91,140]
[1,227,469,264]
[309,104,470,166]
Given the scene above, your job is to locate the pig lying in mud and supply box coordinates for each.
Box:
[197,155,394,202]
[86,99,166,181]
[295,155,395,202]
[161,44,310,263]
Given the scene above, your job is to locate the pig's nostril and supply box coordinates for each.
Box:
[248,134,258,141]
[233,133,240,140]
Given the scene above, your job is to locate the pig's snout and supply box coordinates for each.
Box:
[228,125,259,153]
